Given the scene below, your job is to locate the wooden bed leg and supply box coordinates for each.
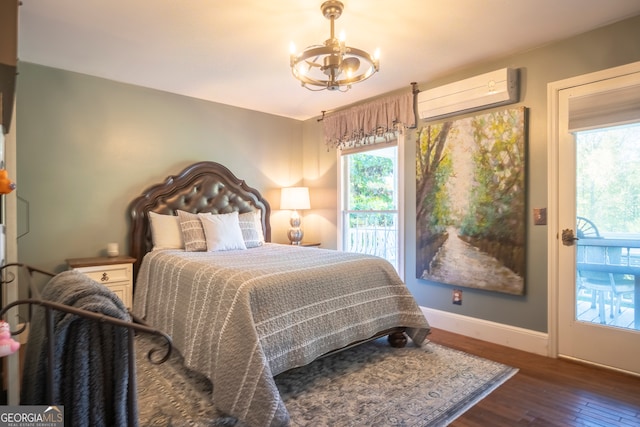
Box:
[388,331,407,348]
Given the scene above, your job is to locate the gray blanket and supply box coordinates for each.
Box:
[21,270,135,427]
[133,244,430,427]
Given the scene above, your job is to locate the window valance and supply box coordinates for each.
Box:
[322,91,415,150]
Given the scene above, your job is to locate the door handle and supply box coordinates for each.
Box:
[561,229,579,246]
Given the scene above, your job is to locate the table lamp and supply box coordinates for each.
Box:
[280,187,310,245]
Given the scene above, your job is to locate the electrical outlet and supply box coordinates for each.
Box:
[452,289,462,305]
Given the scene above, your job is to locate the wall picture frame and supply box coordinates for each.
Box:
[416,106,527,295]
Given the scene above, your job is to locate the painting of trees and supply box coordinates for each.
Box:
[416,107,527,295]
[415,121,454,278]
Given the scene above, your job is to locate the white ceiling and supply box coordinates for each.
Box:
[17,0,640,121]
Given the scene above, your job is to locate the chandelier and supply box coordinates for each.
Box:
[289,1,380,92]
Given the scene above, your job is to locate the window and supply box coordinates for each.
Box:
[574,122,640,329]
[339,137,404,276]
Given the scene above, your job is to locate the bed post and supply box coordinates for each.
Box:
[388,331,407,348]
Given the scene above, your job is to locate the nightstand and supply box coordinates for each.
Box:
[66,256,136,309]
[299,242,321,247]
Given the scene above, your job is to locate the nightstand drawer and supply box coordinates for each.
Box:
[103,283,132,309]
[76,263,132,284]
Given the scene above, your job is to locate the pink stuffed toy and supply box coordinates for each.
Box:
[0,320,20,357]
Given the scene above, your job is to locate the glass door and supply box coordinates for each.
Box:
[557,70,640,375]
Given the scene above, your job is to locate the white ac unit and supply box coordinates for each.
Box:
[417,68,519,121]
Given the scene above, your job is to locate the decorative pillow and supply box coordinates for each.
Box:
[148,211,184,250]
[199,212,247,251]
[177,210,211,252]
[238,210,265,248]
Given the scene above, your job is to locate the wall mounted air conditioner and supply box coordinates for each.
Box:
[417,68,519,121]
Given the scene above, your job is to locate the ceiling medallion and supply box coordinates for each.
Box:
[289,1,380,92]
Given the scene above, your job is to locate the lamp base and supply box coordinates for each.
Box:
[287,228,304,245]
[287,211,304,245]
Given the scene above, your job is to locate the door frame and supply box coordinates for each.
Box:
[547,61,640,360]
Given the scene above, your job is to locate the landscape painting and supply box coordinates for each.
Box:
[416,107,527,295]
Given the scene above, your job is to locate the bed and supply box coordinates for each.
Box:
[129,161,431,427]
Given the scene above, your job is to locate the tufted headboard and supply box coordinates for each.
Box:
[128,161,271,278]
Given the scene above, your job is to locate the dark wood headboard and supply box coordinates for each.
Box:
[128,161,271,278]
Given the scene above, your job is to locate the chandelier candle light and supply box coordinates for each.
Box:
[280,187,311,245]
[290,1,380,91]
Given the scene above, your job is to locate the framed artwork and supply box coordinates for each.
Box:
[416,106,527,295]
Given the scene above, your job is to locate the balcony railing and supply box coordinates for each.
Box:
[343,210,398,271]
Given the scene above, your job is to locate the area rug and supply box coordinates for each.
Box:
[135,334,517,426]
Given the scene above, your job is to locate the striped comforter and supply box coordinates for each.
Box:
[133,243,430,427]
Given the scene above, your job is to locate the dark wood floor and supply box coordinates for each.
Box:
[428,328,640,427]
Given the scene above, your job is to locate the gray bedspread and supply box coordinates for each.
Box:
[133,243,430,427]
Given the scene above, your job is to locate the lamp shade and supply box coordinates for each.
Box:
[280,187,310,210]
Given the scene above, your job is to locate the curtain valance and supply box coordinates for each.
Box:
[322,91,415,150]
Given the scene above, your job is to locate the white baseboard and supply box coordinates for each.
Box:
[421,307,549,356]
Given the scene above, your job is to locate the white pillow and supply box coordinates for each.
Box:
[238,210,265,248]
[148,211,184,250]
[199,212,247,251]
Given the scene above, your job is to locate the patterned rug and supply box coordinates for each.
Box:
[136,334,517,426]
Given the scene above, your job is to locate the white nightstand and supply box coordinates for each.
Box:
[66,256,136,309]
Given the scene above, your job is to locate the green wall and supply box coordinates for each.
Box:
[15,15,640,333]
[399,15,640,332]
[299,15,640,333]
[16,65,304,276]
